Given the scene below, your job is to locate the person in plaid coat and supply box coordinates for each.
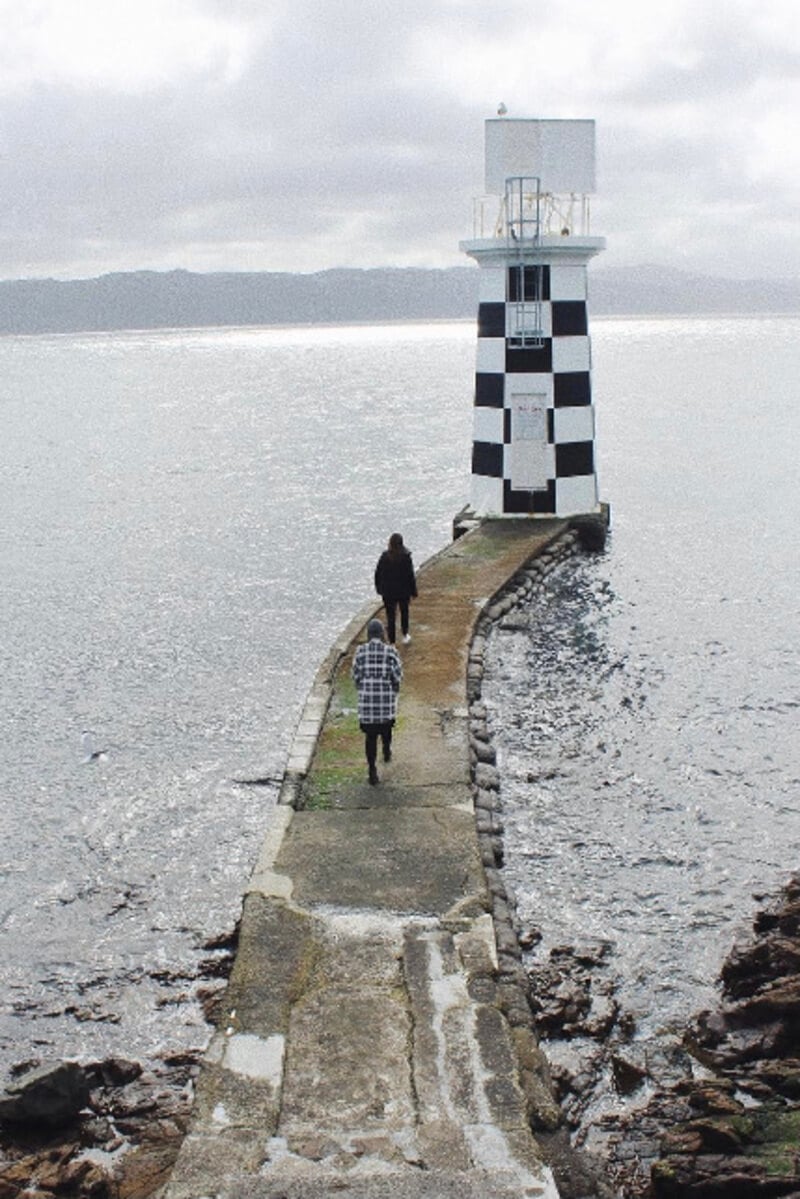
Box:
[352,618,403,785]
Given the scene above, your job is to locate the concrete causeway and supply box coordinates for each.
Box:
[164,519,571,1199]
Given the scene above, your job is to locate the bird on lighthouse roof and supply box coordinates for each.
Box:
[497,102,508,116]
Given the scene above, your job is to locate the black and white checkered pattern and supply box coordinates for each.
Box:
[352,639,402,725]
[467,260,599,517]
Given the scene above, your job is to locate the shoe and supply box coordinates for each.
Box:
[383,746,392,763]
[369,766,379,785]
[402,633,411,644]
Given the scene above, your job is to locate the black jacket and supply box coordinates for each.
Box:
[374,549,417,601]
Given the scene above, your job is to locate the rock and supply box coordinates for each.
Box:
[518,925,542,950]
[0,1146,112,1199]
[582,991,620,1039]
[617,1010,638,1037]
[196,980,227,1023]
[749,1058,800,1098]
[494,925,520,959]
[618,875,800,1197]
[569,513,608,551]
[686,1081,743,1116]
[88,1057,142,1088]
[0,1054,199,1199]
[610,1053,647,1096]
[469,736,496,764]
[500,612,529,631]
[473,761,500,790]
[659,1126,704,1155]
[474,810,492,835]
[536,1127,616,1199]
[108,1132,185,1198]
[473,787,496,812]
[686,1115,746,1154]
[651,1153,767,1196]
[571,940,613,967]
[0,1062,90,1128]
[527,951,620,1040]
[521,1075,563,1133]
[730,976,800,1024]
[722,934,800,998]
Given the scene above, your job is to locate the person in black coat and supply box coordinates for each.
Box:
[374,532,417,645]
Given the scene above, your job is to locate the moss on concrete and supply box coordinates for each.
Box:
[301,673,362,808]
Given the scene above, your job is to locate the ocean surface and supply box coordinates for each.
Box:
[480,314,800,1132]
[1,316,798,1131]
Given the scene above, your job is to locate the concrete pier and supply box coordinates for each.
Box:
[164,520,572,1199]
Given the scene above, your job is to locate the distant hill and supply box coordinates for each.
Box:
[590,263,800,316]
[0,263,798,335]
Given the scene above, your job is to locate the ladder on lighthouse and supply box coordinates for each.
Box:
[504,175,545,350]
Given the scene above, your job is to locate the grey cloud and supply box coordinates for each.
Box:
[609,12,800,107]
[1,0,798,280]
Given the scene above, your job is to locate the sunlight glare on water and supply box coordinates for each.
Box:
[1,315,798,1098]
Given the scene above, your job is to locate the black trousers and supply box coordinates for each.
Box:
[360,721,394,767]
[382,596,409,644]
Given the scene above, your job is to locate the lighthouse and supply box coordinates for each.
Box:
[459,118,605,519]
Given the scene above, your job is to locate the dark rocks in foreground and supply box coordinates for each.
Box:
[602,874,800,1197]
[0,927,237,1197]
[0,1053,200,1199]
[517,875,800,1196]
[0,1061,92,1128]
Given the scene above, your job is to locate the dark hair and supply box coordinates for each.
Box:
[388,532,404,559]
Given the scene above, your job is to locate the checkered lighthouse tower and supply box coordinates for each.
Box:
[460,117,605,518]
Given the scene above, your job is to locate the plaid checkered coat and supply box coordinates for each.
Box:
[352,637,403,725]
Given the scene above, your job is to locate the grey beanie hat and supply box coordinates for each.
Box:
[367,618,385,640]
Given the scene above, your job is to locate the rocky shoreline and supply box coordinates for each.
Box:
[0,1054,198,1199]
[469,526,800,1197]
[506,874,800,1198]
[7,877,798,1199]
[608,873,800,1197]
[0,932,237,1198]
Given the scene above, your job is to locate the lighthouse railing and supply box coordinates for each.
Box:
[470,190,593,240]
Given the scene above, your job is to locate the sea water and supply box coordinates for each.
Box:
[482,314,800,1130]
[1,317,797,1104]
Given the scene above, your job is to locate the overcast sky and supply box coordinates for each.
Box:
[2,0,798,282]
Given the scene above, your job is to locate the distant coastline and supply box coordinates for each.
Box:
[1,263,799,335]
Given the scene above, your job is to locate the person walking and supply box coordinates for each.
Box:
[352,618,402,785]
[374,532,417,645]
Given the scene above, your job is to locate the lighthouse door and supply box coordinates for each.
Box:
[509,393,549,491]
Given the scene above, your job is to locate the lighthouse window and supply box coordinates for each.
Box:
[505,341,552,373]
[508,264,550,303]
[508,304,544,347]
